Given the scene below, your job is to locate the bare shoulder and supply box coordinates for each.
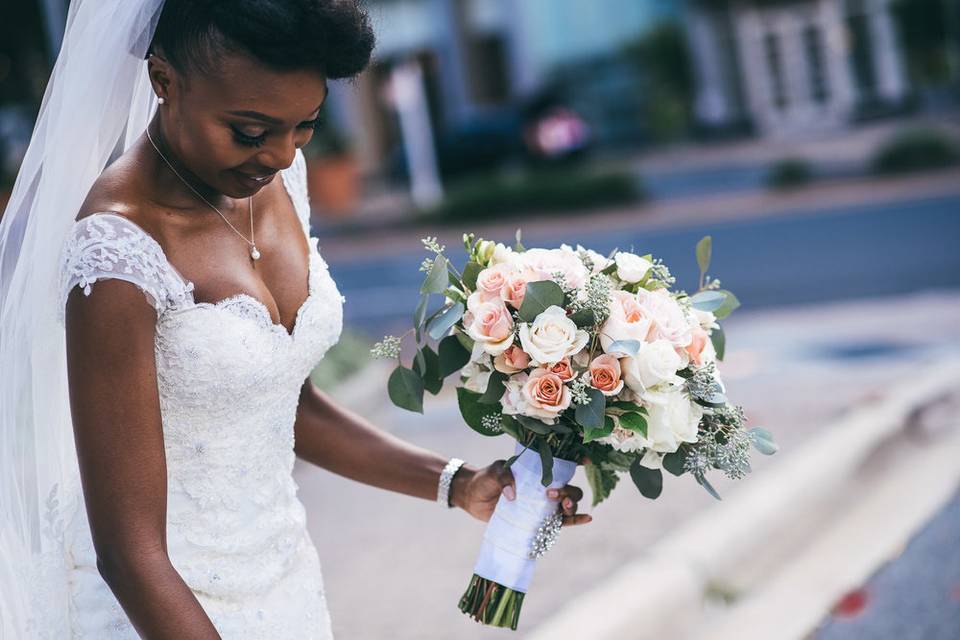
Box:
[75,145,153,227]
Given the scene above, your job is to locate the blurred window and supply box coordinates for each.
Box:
[763,32,788,110]
[803,25,830,104]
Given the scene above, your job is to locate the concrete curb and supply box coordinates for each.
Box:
[525,360,960,640]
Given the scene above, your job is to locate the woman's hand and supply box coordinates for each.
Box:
[451,460,593,526]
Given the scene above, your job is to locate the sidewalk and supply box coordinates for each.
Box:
[294,290,960,640]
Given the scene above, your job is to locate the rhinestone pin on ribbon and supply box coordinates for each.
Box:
[528,511,564,559]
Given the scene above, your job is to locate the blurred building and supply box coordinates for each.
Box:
[686,0,910,137]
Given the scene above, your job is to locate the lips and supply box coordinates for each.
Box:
[234,170,277,189]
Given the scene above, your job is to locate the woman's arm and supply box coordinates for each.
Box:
[293,380,591,525]
[65,280,221,639]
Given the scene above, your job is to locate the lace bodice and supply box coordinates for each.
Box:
[57,150,342,639]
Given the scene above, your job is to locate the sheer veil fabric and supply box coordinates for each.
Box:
[0,1,166,636]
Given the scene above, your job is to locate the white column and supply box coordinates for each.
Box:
[391,60,444,210]
[732,3,777,134]
[686,5,734,127]
[817,0,857,120]
[868,0,908,102]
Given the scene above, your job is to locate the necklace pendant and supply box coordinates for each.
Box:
[250,246,261,261]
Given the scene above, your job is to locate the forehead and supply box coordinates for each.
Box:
[187,49,328,118]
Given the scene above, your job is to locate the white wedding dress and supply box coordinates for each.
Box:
[56,149,342,638]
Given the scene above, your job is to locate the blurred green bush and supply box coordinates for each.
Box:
[424,167,644,222]
[766,158,814,190]
[310,329,373,391]
[871,129,960,174]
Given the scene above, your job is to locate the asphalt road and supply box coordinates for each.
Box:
[324,192,960,338]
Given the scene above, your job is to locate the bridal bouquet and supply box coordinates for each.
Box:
[372,231,777,630]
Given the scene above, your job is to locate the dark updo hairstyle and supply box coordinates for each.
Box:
[149,0,375,80]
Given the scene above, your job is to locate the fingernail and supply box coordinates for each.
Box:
[563,498,572,509]
[503,485,516,500]
[546,489,559,498]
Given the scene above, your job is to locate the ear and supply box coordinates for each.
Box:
[147,53,177,103]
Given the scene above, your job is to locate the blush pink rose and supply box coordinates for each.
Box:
[494,344,531,374]
[475,264,513,302]
[522,368,572,422]
[547,357,575,382]
[588,354,624,396]
[684,327,716,367]
[500,273,528,310]
[465,294,515,356]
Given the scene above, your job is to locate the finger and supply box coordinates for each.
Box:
[561,514,593,527]
[556,484,584,503]
[560,497,578,517]
[496,462,516,500]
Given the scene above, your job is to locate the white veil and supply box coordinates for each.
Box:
[0,0,165,636]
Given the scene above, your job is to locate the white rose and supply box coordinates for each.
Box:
[491,242,520,267]
[597,422,648,454]
[639,288,693,348]
[691,307,719,331]
[643,388,703,453]
[621,339,685,394]
[614,252,652,283]
[461,360,491,393]
[600,290,653,353]
[521,247,589,290]
[561,243,612,273]
[500,373,529,416]
[518,305,590,366]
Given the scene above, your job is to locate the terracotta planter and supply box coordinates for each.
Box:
[306,155,359,219]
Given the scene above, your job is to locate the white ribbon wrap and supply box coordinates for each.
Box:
[473,441,578,593]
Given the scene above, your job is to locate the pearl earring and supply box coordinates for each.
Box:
[158,96,166,105]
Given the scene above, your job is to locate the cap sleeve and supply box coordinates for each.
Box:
[281,148,312,239]
[58,213,193,324]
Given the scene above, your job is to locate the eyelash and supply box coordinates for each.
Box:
[231,117,323,148]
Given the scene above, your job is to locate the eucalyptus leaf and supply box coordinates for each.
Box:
[412,345,442,395]
[629,459,663,499]
[696,473,722,501]
[437,334,471,377]
[456,388,502,436]
[479,370,509,404]
[690,290,727,312]
[421,255,449,294]
[619,412,647,436]
[749,427,779,455]
[585,462,620,507]
[537,438,554,487]
[711,324,726,361]
[696,235,712,280]
[517,281,565,322]
[662,448,687,476]
[462,261,483,290]
[607,339,642,357]
[387,365,424,413]
[515,414,552,435]
[713,290,741,320]
[500,414,523,439]
[575,387,606,429]
[427,302,464,340]
[569,308,596,329]
[413,293,429,330]
[455,330,474,353]
[583,415,615,443]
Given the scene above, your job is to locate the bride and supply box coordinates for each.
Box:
[0,1,589,638]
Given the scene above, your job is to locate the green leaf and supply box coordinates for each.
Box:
[713,290,741,320]
[690,290,727,312]
[413,293,430,342]
[517,281,565,322]
[515,414,553,435]
[569,308,596,328]
[585,462,620,507]
[696,473,722,500]
[749,427,779,455]
[608,400,648,413]
[412,345,443,395]
[421,255,449,294]
[619,412,647,436]
[537,438,554,487]
[711,324,726,361]
[607,339,642,357]
[575,387,606,429]
[583,415,615,443]
[462,261,483,290]
[388,365,424,413]
[456,388,502,436]
[629,459,663,499]
[437,334,471,377]
[427,302,464,340]
[662,448,687,476]
[499,414,523,440]
[696,236,712,280]
[479,370,509,404]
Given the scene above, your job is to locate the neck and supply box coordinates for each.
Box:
[146,117,234,211]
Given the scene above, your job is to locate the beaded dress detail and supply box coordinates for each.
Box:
[57,149,343,638]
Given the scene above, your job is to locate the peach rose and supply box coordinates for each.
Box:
[547,357,575,382]
[494,344,531,374]
[600,290,655,353]
[500,273,528,310]
[475,264,513,303]
[521,368,572,422]
[587,354,624,396]
[465,293,514,356]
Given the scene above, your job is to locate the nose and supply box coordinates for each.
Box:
[256,130,305,172]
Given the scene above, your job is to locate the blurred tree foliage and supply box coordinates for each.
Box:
[621,22,695,142]
[891,0,956,86]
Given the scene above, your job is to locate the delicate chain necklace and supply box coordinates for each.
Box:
[146,126,261,260]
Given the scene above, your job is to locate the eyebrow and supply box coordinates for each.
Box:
[226,103,324,126]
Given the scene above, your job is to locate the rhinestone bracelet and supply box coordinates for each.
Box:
[437,457,466,508]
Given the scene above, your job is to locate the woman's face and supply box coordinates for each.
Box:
[148,48,328,198]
